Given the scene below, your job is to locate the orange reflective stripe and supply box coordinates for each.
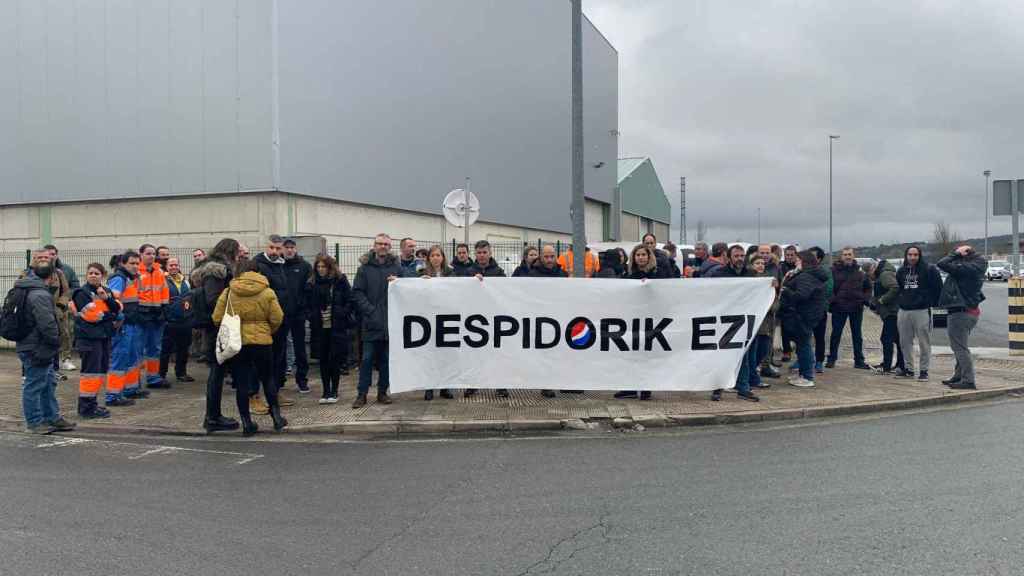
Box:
[125,367,141,388]
[79,374,104,396]
[108,372,125,393]
[144,359,160,374]
[138,265,169,307]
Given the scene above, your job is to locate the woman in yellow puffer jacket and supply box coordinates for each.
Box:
[213,260,286,436]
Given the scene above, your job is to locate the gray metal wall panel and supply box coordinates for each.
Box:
[277,0,617,234]
[582,16,617,206]
[0,0,275,205]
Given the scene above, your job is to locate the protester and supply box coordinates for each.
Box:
[699,242,728,277]
[193,238,242,433]
[756,244,783,378]
[706,245,758,401]
[108,251,148,402]
[779,245,800,362]
[779,250,828,388]
[310,255,352,404]
[192,248,206,268]
[758,245,780,279]
[135,244,171,390]
[826,247,872,370]
[158,257,194,384]
[595,249,624,278]
[662,242,682,278]
[748,254,779,387]
[69,263,121,419]
[936,245,987,390]
[351,233,403,408]
[238,243,250,261]
[527,244,569,398]
[641,233,672,278]
[212,259,288,436]
[398,238,422,277]
[688,242,709,277]
[512,246,539,277]
[418,245,454,400]
[21,249,71,381]
[14,252,75,434]
[46,244,79,372]
[460,240,508,397]
[253,235,294,407]
[619,244,660,400]
[705,244,746,278]
[451,243,474,275]
[557,246,600,278]
[809,247,832,373]
[870,258,906,375]
[894,245,942,379]
[282,238,312,393]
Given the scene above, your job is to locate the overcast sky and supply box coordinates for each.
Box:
[585,0,1024,249]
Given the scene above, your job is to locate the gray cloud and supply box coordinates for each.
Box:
[586,0,1024,249]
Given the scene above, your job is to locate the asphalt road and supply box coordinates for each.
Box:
[4,401,1024,576]
[931,281,1009,349]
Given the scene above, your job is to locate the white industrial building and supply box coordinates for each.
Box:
[0,0,630,250]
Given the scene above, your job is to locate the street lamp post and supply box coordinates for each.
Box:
[828,135,840,257]
[983,169,991,258]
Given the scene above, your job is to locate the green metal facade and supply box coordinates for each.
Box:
[617,158,670,224]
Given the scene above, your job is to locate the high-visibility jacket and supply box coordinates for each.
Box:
[109,268,142,325]
[137,262,169,321]
[70,285,121,341]
[557,250,600,277]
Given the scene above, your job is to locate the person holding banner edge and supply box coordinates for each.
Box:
[458,240,508,398]
[707,245,760,402]
[419,245,455,400]
[529,244,569,398]
[351,234,403,409]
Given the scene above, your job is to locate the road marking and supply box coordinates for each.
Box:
[35,438,91,449]
[31,436,263,466]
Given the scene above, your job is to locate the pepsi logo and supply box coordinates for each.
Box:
[565,317,597,350]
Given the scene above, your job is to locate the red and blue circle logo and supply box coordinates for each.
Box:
[566,318,596,350]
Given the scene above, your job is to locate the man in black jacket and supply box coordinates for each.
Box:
[351,233,404,408]
[254,235,293,401]
[282,238,312,392]
[937,245,987,389]
[451,243,474,275]
[528,245,567,398]
[779,250,829,388]
[459,240,507,397]
[894,245,942,379]
[705,245,759,402]
[826,247,872,370]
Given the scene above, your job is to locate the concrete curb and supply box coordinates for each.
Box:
[3,385,1022,438]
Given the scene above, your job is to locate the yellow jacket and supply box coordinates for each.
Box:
[212,272,284,346]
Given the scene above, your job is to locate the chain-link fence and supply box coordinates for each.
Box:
[0,241,571,348]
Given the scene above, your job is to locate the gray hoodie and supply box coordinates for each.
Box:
[13,276,60,364]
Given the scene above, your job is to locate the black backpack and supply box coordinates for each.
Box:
[1,285,38,342]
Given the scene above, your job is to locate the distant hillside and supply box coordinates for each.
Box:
[853,234,1018,262]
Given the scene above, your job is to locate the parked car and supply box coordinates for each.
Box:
[986,260,1012,282]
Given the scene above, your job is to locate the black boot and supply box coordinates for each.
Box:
[440,389,454,399]
[78,397,111,420]
[203,415,240,433]
[424,390,434,401]
[241,415,259,437]
[270,405,288,432]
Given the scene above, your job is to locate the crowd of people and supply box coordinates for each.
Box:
[6,232,988,436]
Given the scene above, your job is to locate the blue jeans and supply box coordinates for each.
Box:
[735,348,752,394]
[747,334,772,387]
[357,340,390,396]
[796,332,815,381]
[19,352,60,427]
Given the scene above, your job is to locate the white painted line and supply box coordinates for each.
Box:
[35,438,91,449]
[127,446,177,460]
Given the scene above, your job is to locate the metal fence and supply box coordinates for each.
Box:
[0,241,570,348]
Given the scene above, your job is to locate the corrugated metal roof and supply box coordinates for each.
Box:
[617,157,648,184]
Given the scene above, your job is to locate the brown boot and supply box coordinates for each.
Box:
[249,395,270,415]
[377,391,393,405]
[351,394,367,409]
[277,390,296,407]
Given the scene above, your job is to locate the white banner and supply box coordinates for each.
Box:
[387,277,775,393]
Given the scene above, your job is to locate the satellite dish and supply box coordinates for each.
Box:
[442,188,480,228]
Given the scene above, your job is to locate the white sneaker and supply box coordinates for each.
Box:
[62,359,77,371]
[327,397,339,404]
[788,376,815,388]
[318,398,331,405]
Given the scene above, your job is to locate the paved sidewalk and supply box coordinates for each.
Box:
[2,315,1021,436]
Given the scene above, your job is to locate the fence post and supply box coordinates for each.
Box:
[334,242,339,262]
[24,249,31,269]
[556,240,561,257]
[451,238,456,258]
